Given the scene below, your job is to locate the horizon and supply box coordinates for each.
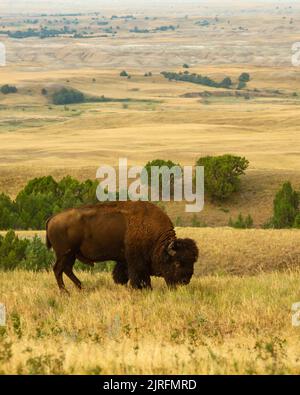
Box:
[1,0,299,16]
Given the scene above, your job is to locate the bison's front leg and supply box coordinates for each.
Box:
[129,269,152,289]
[112,261,129,285]
[126,255,152,290]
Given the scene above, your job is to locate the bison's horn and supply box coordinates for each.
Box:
[167,241,176,256]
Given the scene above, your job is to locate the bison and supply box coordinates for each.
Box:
[46,201,199,292]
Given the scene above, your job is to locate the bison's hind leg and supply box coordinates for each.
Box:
[53,254,70,294]
[53,251,82,293]
[112,262,129,285]
[64,258,82,290]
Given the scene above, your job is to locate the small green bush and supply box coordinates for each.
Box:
[220,77,232,88]
[228,213,253,229]
[239,72,250,83]
[272,182,299,228]
[0,85,17,94]
[175,216,183,226]
[0,231,29,270]
[52,88,85,105]
[293,213,300,228]
[22,236,54,271]
[237,80,247,90]
[144,159,181,199]
[196,154,249,201]
[191,215,206,227]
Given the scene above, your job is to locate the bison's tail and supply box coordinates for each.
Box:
[45,217,52,250]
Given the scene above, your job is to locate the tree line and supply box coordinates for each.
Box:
[161,71,250,90]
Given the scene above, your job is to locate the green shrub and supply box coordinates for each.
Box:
[0,230,115,272]
[272,182,299,229]
[191,215,206,227]
[0,230,54,271]
[196,154,249,201]
[228,213,253,229]
[52,88,85,105]
[0,194,18,229]
[21,236,54,271]
[144,159,181,199]
[175,216,183,226]
[120,70,128,77]
[0,176,98,230]
[0,231,29,270]
[237,73,250,90]
[237,80,247,90]
[219,77,232,88]
[293,213,300,228]
[239,72,250,83]
[0,85,17,94]
[161,71,233,89]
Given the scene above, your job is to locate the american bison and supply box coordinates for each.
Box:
[46,201,199,292]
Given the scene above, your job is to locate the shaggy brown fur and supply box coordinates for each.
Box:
[46,201,199,292]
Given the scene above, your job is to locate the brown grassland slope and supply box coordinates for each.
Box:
[1,64,300,226]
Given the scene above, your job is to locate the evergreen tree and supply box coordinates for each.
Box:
[272,182,299,228]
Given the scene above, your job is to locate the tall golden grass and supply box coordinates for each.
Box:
[1,270,300,374]
[0,228,300,374]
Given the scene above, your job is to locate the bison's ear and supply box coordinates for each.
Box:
[167,241,176,256]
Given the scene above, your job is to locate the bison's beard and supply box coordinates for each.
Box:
[163,269,193,288]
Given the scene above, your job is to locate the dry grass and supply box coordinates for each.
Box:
[178,227,300,276]
[1,270,300,374]
[1,66,300,172]
[1,228,300,374]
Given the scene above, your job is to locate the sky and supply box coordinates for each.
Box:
[0,0,298,15]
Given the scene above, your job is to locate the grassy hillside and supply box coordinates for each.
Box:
[1,65,300,226]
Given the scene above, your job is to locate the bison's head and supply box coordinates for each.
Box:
[163,238,199,286]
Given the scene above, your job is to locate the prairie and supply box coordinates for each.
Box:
[1,270,300,374]
[1,64,300,226]
[1,228,300,374]
[1,3,300,375]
